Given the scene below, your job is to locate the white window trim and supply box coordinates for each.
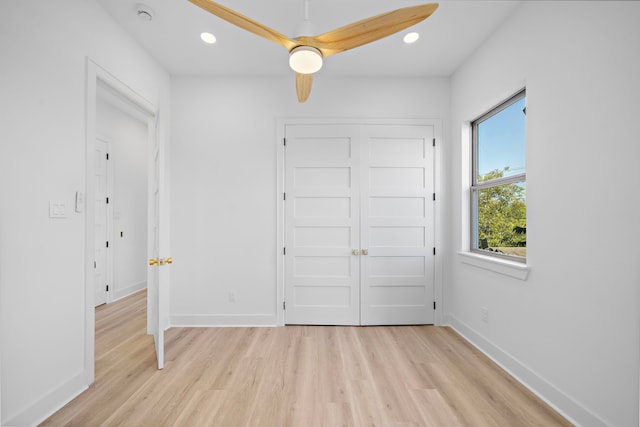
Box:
[457,251,530,281]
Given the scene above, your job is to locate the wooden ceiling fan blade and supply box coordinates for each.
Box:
[296,73,313,103]
[188,0,296,50]
[308,3,438,57]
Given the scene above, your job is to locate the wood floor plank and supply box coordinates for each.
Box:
[40,291,572,427]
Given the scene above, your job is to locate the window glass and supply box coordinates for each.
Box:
[476,183,526,258]
[477,97,526,181]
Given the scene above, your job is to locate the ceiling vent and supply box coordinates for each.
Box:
[135,4,154,21]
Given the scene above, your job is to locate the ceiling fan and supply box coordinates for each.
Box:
[188,0,439,102]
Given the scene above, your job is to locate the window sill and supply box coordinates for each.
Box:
[457,251,530,281]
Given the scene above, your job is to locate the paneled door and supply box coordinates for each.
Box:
[360,125,435,325]
[284,125,361,325]
[147,119,167,369]
[94,136,110,306]
[284,123,435,325]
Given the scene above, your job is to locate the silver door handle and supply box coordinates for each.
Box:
[352,249,359,255]
[362,249,368,255]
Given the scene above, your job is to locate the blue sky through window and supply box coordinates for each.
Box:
[477,97,526,179]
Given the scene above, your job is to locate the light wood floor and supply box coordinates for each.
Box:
[41,291,571,426]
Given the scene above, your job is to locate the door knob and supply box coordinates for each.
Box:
[352,249,359,255]
[362,249,369,255]
[149,258,159,266]
[165,257,173,264]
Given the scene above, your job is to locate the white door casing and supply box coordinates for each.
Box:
[282,121,437,326]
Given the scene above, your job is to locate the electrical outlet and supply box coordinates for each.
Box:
[228,291,236,303]
[481,307,489,323]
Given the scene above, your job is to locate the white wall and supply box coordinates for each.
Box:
[0,1,170,425]
[97,98,148,301]
[170,76,449,325]
[446,2,640,426]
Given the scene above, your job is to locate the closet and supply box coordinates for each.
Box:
[284,123,436,325]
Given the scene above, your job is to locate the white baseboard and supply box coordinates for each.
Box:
[112,281,146,302]
[170,314,277,327]
[445,314,607,427]
[3,371,88,427]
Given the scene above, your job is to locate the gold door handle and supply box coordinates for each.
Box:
[150,257,173,266]
[352,249,359,255]
[362,249,369,255]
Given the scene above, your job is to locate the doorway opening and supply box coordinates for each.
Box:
[85,58,164,382]
[95,82,149,307]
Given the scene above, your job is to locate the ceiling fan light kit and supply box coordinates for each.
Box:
[289,46,323,74]
[188,0,438,102]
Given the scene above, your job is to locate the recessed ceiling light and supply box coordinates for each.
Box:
[403,32,420,44]
[200,32,217,44]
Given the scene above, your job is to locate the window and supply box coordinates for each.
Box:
[471,89,526,262]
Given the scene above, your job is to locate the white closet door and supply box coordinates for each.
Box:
[360,125,435,325]
[284,124,361,325]
[94,136,109,307]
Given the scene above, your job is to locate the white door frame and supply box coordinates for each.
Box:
[85,58,159,382]
[276,118,444,327]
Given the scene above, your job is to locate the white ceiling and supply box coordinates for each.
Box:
[96,0,521,77]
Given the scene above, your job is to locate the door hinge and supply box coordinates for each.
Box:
[432,138,436,147]
[433,247,436,255]
[433,301,436,310]
[433,193,436,201]
[283,301,286,310]
[106,153,110,160]
[283,247,286,255]
[106,285,109,292]
[283,192,286,201]
[94,261,96,268]
[106,197,109,204]
[106,241,109,248]
[283,138,286,146]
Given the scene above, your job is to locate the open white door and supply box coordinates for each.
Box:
[147,116,169,369]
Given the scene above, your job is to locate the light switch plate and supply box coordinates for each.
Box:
[49,201,67,218]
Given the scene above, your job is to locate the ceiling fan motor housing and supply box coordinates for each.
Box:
[293,19,317,38]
